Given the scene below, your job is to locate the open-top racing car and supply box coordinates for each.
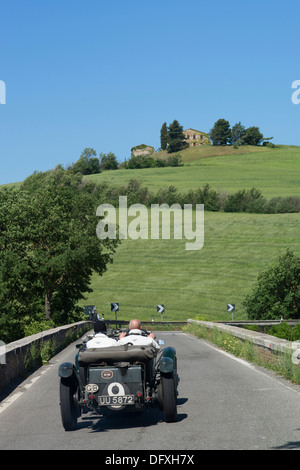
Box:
[58,328,179,430]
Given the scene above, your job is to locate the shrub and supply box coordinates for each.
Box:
[150,185,182,206]
[243,250,300,320]
[166,154,184,167]
[127,155,156,169]
[267,322,294,341]
[266,196,300,214]
[223,187,266,213]
[24,319,55,337]
[184,184,220,211]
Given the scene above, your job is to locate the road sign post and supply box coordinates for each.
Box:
[111,303,119,325]
[157,304,165,321]
[227,303,235,321]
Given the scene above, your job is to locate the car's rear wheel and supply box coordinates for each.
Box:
[161,373,177,423]
[60,378,79,431]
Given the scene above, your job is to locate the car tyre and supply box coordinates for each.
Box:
[60,378,78,431]
[162,373,177,423]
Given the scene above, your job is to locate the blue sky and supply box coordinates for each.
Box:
[0,0,299,185]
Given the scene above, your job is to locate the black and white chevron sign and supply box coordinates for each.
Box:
[111,302,119,312]
[157,304,165,314]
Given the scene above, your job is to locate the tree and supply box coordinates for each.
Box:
[243,250,300,320]
[230,122,245,146]
[72,148,100,175]
[167,120,188,153]
[160,122,168,150]
[0,170,119,337]
[209,119,231,145]
[99,152,119,170]
[166,154,183,167]
[127,154,155,169]
[242,126,263,146]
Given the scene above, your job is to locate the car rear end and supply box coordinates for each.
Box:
[84,363,145,413]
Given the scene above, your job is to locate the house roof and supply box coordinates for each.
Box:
[184,128,208,135]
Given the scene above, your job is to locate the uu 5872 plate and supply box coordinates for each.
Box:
[98,395,134,406]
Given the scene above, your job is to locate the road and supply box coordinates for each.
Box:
[0,331,300,450]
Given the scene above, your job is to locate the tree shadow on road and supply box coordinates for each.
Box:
[271,428,300,449]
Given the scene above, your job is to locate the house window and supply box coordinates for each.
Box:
[193,135,196,140]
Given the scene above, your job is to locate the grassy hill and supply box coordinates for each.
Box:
[85,145,300,199]
[77,144,300,324]
[3,144,300,324]
[79,211,300,323]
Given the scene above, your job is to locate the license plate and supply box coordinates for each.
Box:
[98,395,135,406]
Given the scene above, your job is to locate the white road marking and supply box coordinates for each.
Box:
[0,366,50,415]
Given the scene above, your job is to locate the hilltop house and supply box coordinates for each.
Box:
[183,129,210,147]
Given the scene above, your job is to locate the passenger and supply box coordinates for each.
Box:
[118,319,160,352]
[86,320,119,349]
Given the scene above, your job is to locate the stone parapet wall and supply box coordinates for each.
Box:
[0,321,91,397]
[187,319,300,355]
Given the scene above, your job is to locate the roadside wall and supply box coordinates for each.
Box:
[187,319,300,357]
[0,321,91,397]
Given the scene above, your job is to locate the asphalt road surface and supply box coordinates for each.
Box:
[1,330,300,450]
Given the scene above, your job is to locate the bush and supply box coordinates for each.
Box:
[150,185,182,207]
[154,158,167,167]
[267,322,294,341]
[126,154,184,170]
[185,184,220,211]
[24,318,56,337]
[166,154,184,167]
[223,188,266,213]
[127,155,156,169]
[243,250,300,320]
[266,196,300,214]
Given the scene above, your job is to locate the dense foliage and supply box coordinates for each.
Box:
[243,250,300,320]
[160,122,168,150]
[125,153,183,169]
[209,119,271,147]
[209,119,231,145]
[84,179,300,214]
[0,170,119,342]
[167,120,188,153]
[66,148,119,175]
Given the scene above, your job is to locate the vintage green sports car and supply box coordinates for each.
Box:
[58,333,179,431]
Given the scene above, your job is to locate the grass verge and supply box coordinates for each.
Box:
[183,323,300,385]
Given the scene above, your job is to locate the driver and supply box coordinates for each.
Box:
[118,319,160,351]
[86,320,119,349]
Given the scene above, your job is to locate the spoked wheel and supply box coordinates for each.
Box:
[60,378,80,431]
[161,373,178,423]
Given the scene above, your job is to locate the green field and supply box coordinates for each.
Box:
[79,211,300,323]
[85,145,300,199]
[3,144,300,324]
[77,145,300,323]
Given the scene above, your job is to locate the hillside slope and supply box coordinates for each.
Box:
[79,211,300,322]
[85,145,300,199]
[2,144,300,323]
[79,144,300,323]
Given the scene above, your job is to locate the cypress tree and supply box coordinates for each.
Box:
[167,120,187,153]
[160,122,168,150]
